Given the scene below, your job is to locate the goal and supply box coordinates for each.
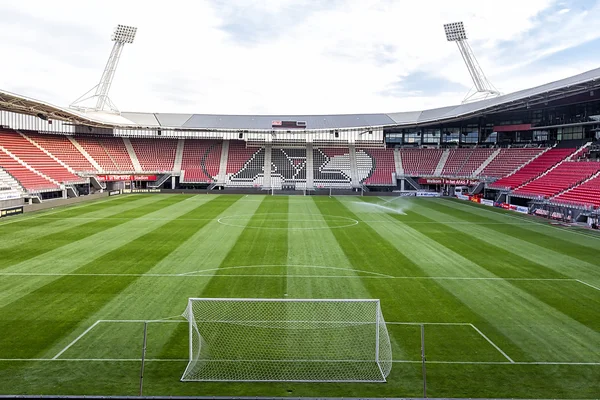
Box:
[181,298,392,382]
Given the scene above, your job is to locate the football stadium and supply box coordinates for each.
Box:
[0,10,599,400]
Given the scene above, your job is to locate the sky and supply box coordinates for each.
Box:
[0,0,599,115]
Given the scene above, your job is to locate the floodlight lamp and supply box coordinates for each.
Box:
[443,21,467,42]
[111,24,137,43]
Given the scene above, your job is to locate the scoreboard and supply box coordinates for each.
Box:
[272,120,307,129]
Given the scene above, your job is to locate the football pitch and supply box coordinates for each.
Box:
[0,193,598,398]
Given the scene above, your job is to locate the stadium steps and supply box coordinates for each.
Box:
[173,139,185,173]
[66,185,79,197]
[552,170,600,207]
[263,144,272,189]
[488,146,553,189]
[306,143,314,189]
[434,149,449,175]
[0,145,60,189]
[393,148,404,176]
[473,148,501,177]
[348,144,359,187]
[67,136,103,172]
[566,142,592,160]
[123,138,143,172]
[512,146,583,191]
[0,167,25,194]
[216,140,229,184]
[20,132,83,179]
[149,173,172,188]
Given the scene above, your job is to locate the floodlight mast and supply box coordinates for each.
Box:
[443,22,500,103]
[70,25,137,114]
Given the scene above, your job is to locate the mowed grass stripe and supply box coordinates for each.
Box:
[328,197,525,366]
[315,197,423,278]
[0,195,167,252]
[0,194,138,231]
[397,199,568,279]
[403,200,600,334]
[415,199,600,283]
[426,199,600,269]
[0,196,199,308]
[352,198,600,362]
[0,195,181,270]
[320,198,485,328]
[46,195,248,361]
[292,197,423,364]
[441,198,600,248]
[200,196,289,298]
[0,195,237,359]
[338,197,531,362]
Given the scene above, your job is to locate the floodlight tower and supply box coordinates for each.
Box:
[443,22,500,103]
[70,24,137,113]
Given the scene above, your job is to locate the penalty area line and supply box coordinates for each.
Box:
[52,320,102,360]
[469,324,514,363]
[576,279,600,291]
[1,358,598,366]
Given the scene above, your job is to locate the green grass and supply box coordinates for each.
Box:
[0,193,599,398]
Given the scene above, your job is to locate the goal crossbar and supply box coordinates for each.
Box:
[181,298,392,383]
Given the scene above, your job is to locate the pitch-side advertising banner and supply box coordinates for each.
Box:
[418,178,479,186]
[0,206,24,218]
[96,175,157,182]
[480,199,494,207]
[416,192,441,197]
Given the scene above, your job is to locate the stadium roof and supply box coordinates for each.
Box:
[1,67,600,131]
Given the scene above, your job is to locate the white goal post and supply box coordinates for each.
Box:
[181,298,393,382]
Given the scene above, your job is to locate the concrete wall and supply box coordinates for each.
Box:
[0,198,25,209]
[23,192,108,213]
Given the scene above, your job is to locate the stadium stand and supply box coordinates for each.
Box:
[24,132,97,173]
[313,147,352,188]
[399,148,444,176]
[479,148,546,178]
[0,130,82,184]
[74,136,134,172]
[454,148,495,177]
[553,170,600,208]
[488,148,576,190]
[441,148,471,176]
[0,185,21,200]
[0,151,58,191]
[181,140,222,183]
[271,148,307,188]
[513,161,600,198]
[130,138,178,172]
[226,141,264,186]
[360,148,394,185]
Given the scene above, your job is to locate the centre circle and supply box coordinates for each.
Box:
[217,213,359,230]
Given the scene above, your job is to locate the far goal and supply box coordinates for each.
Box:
[181,298,392,382]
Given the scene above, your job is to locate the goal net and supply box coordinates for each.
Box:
[181,298,392,382]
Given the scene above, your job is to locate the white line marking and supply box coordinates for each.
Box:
[387,322,471,326]
[99,319,184,323]
[52,320,102,360]
[0,271,577,281]
[576,279,600,291]
[1,358,598,365]
[177,264,394,278]
[0,195,131,227]
[469,324,514,363]
[27,216,539,225]
[96,320,463,326]
[445,198,600,241]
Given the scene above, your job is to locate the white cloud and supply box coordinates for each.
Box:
[0,0,598,115]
